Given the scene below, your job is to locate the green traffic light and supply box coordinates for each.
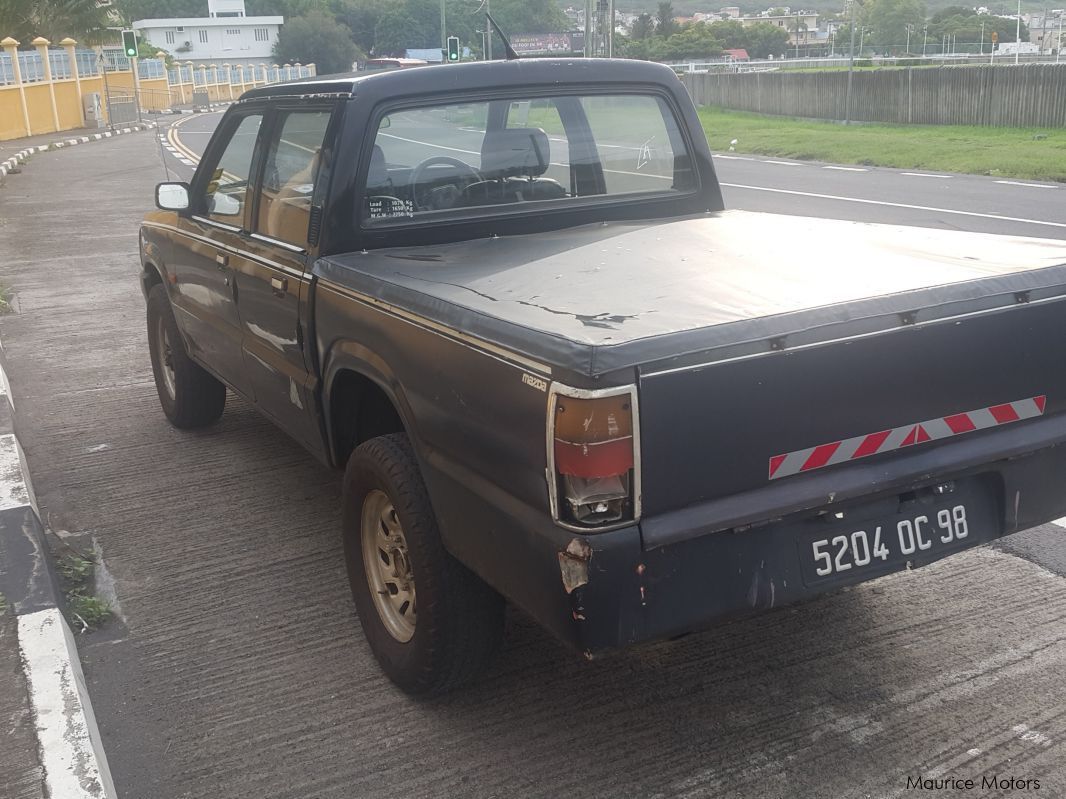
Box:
[122,30,138,58]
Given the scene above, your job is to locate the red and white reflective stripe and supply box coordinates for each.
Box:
[768,395,1047,481]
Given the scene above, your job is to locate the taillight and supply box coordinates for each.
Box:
[548,384,640,528]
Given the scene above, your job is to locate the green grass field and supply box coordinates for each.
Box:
[698,107,1066,182]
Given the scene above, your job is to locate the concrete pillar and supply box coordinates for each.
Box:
[61,38,84,126]
[307,63,316,76]
[182,61,194,103]
[271,63,280,84]
[2,38,32,137]
[33,37,61,133]
[222,63,234,99]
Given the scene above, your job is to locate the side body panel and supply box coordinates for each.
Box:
[314,277,601,644]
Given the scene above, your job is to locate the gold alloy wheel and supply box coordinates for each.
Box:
[360,489,417,642]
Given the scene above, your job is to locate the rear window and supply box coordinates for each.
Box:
[362,92,694,224]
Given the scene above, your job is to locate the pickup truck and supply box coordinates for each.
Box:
[139,58,1066,695]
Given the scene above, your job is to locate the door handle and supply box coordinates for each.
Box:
[216,253,229,269]
[271,276,288,297]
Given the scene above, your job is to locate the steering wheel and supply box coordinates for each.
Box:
[409,156,483,211]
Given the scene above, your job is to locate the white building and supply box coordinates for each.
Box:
[133,0,283,67]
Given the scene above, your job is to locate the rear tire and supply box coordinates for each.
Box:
[146,283,225,429]
[343,433,505,695]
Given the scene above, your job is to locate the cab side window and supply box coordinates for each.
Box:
[200,114,263,223]
[256,110,332,247]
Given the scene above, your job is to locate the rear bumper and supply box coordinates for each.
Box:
[425,436,1066,655]
[578,439,1066,652]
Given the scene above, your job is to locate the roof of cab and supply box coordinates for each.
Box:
[238,58,683,101]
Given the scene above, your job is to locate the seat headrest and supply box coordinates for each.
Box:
[480,128,550,179]
[367,144,389,189]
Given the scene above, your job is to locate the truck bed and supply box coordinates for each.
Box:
[315,210,1066,377]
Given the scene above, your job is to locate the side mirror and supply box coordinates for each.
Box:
[156,182,190,211]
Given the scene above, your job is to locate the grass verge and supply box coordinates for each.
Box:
[0,283,13,314]
[698,106,1066,182]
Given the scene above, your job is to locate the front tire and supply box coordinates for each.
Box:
[343,433,505,695]
[146,283,225,429]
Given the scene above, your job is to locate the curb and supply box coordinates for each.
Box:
[148,100,234,115]
[0,122,158,186]
[0,340,118,799]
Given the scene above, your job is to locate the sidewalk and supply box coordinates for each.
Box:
[0,305,116,799]
[0,121,158,186]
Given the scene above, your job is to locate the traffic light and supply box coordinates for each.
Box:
[122,29,138,58]
[447,36,460,62]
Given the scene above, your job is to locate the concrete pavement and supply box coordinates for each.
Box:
[2,123,1066,799]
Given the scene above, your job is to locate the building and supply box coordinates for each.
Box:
[738,11,819,45]
[133,0,283,67]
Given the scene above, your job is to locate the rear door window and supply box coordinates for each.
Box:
[256,109,332,247]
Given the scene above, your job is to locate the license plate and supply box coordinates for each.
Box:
[798,484,994,586]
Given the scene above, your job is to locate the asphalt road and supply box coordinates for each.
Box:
[1,119,1065,799]
[166,111,1066,239]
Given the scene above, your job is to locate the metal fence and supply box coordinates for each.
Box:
[1,48,102,85]
[681,62,1066,127]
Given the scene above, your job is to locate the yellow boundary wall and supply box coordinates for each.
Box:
[0,35,315,142]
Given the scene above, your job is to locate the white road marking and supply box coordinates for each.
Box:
[1053,518,1066,529]
[765,159,802,166]
[823,165,869,172]
[996,180,1058,189]
[902,172,952,178]
[715,155,755,161]
[17,608,118,799]
[179,158,195,166]
[719,182,1066,231]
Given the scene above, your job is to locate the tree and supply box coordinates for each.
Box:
[865,0,925,53]
[372,6,417,55]
[1,0,112,44]
[743,21,790,58]
[273,10,360,72]
[630,12,654,40]
[655,1,676,37]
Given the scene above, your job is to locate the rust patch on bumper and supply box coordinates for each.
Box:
[558,538,592,594]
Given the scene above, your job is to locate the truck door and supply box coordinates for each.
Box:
[171,111,263,399]
[233,106,334,458]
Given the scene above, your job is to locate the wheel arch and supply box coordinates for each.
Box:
[323,341,418,469]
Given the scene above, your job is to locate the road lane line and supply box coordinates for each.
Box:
[714,155,755,161]
[765,160,803,166]
[902,172,952,178]
[996,180,1058,189]
[719,182,1066,231]
[823,166,869,172]
[1054,518,1066,529]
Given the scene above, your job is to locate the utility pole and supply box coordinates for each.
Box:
[486,0,492,59]
[440,0,446,58]
[1058,11,1063,62]
[845,0,857,124]
[905,23,911,54]
[923,25,928,56]
[980,20,984,55]
[1015,0,1021,64]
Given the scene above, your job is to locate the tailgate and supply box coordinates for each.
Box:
[637,295,1066,529]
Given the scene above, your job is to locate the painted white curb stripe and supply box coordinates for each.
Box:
[0,432,30,510]
[18,609,118,799]
[1054,518,1066,529]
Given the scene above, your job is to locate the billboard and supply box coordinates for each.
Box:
[509,33,584,54]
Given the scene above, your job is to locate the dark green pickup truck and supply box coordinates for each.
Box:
[139,58,1066,695]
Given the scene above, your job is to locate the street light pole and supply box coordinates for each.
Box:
[440,0,446,58]
[923,26,928,57]
[980,21,984,55]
